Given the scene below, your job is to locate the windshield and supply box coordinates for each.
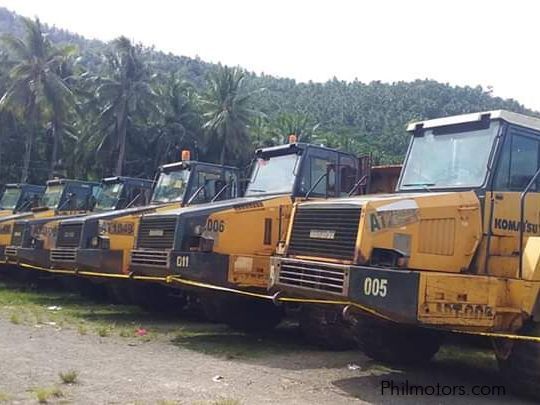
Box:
[152,170,190,203]
[41,185,65,208]
[245,153,300,196]
[0,188,21,210]
[400,123,499,190]
[94,182,124,211]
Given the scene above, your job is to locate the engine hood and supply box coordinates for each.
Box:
[59,203,164,226]
[141,195,285,220]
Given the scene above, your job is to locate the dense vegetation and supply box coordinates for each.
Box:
[0,7,532,184]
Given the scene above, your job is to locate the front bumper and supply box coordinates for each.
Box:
[76,249,123,275]
[271,257,420,323]
[130,250,230,285]
[15,247,51,269]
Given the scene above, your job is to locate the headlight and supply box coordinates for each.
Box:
[90,236,100,248]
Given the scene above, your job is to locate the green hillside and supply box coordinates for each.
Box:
[0,7,531,183]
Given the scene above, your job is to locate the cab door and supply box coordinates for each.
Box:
[485,126,540,278]
[297,148,339,198]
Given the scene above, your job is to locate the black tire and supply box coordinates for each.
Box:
[106,282,134,305]
[60,277,108,300]
[199,295,224,323]
[129,283,186,313]
[299,305,357,350]
[350,314,442,365]
[204,295,284,332]
[496,321,540,401]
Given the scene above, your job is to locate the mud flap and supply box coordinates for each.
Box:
[348,266,420,323]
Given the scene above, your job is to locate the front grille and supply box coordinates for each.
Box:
[4,246,17,258]
[50,248,76,262]
[57,223,83,248]
[288,206,361,261]
[131,249,169,267]
[277,259,348,295]
[137,217,177,249]
[10,223,26,247]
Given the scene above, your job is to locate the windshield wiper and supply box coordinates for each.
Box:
[402,183,435,193]
[248,188,266,193]
[403,183,435,187]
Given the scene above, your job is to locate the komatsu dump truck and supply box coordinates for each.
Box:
[0,179,100,262]
[5,176,154,267]
[270,110,540,399]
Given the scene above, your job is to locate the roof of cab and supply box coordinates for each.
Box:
[256,142,356,157]
[46,178,100,187]
[159,160,238,172]
[101,176,154,186]
[407,110,540,133]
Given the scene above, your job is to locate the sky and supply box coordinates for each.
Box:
[1,0,539,110]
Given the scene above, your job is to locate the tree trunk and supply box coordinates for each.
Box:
[49,120,59,179]
[21,103,37,183]
[114,103,127,176]
[219,142,226,165]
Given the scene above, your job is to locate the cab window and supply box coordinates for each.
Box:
[494,131,540,191]
[300,156,336,197]
[191,171,223,203]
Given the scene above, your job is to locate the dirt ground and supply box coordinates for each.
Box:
[0,275,535,405]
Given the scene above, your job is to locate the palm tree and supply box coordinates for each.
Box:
[95,37,159,176]
[151,73,201,165]
[0,18,76,182]
[200,66,262,164]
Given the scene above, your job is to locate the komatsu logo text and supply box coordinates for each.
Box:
[309,230,336,240]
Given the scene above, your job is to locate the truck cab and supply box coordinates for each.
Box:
[0,184,45,217]
[0,179,100,262]
[44,159,239,277]
[6,176,154,267]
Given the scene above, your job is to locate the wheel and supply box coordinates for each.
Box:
[496,321,540,401]
[60,277,108,300]
[203,295,284,332]
[350,314,442,365]
[129,283,187,313]
[299,305,357,350]
[106,282,134,305]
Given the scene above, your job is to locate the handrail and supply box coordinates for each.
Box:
[211,183,231,202]
[518,167,540,278]
[186,184,206,206]
[348,174,368,197]
[304,172,328,200]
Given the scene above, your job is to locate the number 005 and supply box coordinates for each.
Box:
[363,277,388,297]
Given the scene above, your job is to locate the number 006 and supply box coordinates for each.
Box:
[363,277,388,297]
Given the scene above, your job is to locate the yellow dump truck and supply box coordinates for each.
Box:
[0,179,100,263]
[5,176,154,268]
[269,110,540,399]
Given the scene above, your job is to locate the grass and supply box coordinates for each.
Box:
[33,386,63,403]
[9,312,20,324]
[58,370,78,384]
[212,398,241,405]
[0,392,10,402]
